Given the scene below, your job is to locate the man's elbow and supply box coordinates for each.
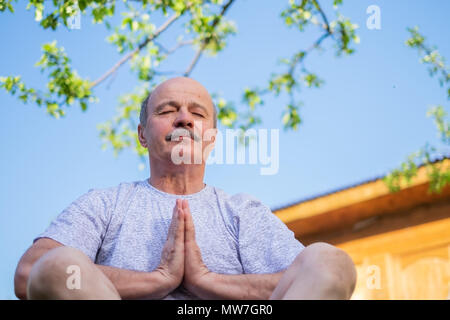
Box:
[14,263,31,300]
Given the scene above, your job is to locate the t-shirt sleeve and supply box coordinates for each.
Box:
[231,193,305,274]
[33,188,112,262]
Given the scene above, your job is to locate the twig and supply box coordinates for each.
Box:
[183,0,235,76]
[156,39,194,55]
[287,0,333,76]
[91,12,181,88]
[289,31,331,75]
[311,0,330,33]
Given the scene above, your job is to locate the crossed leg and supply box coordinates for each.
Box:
[27,246,120,300]
[27,242,356,300]
[269,242,357,300]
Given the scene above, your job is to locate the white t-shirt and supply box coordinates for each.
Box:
[35,179,305,299]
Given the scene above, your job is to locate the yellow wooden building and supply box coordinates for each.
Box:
[274,159,450,300]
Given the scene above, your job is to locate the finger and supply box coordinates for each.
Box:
[175,200,185,244]
[167,199,184,242]
[183,200,207,272]
[184,200,196,243]
[167,199,179,235]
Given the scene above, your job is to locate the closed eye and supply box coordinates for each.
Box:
[193,113,205,117]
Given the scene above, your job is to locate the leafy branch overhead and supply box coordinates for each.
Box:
[0,0,359,159]
[383,27,450,193]
[0,40,94,118]
[5,1,448,194]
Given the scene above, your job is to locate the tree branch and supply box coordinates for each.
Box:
[183,48,203,77]
[311,0,330,33]
[90,12,181,88]
[183,0,235,77]
[417,43,450,81]
[155,39,194,55]
[286,0,333,75]
[288,24,332,75]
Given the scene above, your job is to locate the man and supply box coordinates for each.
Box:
[14,77,356,300]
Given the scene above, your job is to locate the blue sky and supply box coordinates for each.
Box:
[1,0,449,299]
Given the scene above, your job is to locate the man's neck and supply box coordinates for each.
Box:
[148,161,206,195]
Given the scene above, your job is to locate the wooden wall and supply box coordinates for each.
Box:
[335,202,450,299]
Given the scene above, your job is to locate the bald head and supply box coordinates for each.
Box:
[140,77,217,128]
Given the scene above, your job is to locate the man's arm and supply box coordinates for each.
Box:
[16,200,185,300]
[95,265,172,300]
[190,271,285,300]
[181,199,285,299]
[14,238,62,299]
[14,238,172,300]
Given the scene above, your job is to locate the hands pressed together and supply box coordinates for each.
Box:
[155,199,214,298]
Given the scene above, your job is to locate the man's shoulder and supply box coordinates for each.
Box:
[82,180,144,201]
[69,180,146,217]
[211,186,268,211]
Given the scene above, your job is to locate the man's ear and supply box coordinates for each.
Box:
[137,124,149,149]
[202,128,217,162]
[204,127,217,145]
[210,128,217,144]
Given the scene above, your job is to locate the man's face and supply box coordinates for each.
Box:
[138,77,217,165]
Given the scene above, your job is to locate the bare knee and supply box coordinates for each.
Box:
[293,242,357,299]
[27,246,92,299]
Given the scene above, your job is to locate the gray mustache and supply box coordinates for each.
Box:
[165,128,201,142]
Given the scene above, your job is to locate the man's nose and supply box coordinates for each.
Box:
[173,108,194,128]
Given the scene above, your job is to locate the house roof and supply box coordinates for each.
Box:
[272,155,450,212]
[273,156,450,239]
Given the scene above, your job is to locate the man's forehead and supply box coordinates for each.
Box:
[153,86,207,100]
[149,78,213,109]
